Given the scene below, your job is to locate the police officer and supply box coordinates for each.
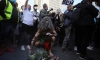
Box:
[0,0,18,55]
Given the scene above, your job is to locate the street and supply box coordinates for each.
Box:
[0,45,100,60]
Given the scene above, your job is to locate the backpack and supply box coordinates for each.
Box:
[71,7,81,26]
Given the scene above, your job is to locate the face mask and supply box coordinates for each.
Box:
[34,7,38,10]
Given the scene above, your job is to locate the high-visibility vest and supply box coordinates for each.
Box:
[0,0,13,20]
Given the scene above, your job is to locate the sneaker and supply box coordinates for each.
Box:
[74,46,77,51]
[87,46,93,50]
[26,45,30,50]
[79,54,87,60]
[4,48,14,52]
[76,51,80,55]
[21,45,25,50]
[0,49,2,55]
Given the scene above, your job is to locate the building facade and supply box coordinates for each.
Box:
[16,0,25,11]
[34,0,63,13]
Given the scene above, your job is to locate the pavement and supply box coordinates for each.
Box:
[0,45,100,60]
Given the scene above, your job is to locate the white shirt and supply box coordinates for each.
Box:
[22,7,34,26]
[31,11,40,22]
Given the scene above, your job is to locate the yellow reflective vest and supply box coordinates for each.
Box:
[0,0,13,20]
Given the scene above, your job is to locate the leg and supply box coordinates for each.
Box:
[81,26,94,56]
[49,36,56,57]
[13,35,18,47]
[62,26,71,50]
[75,27,82,53]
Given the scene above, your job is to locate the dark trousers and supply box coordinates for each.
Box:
[94,25,100,47]
[0,20,16,47]
[20,23,34,45]
[75,26,94,56]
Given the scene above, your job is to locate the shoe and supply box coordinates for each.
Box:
[26,45,30,50]
[76,51,80,55]
[0,49,2,55]
[21,45,25,50]
[4,48,14,52]
[87,46,93,50]
[79,54,94,60]
[79,54,87,60]
[74,46,77,51]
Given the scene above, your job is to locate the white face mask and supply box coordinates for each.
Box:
[34,7,38,10]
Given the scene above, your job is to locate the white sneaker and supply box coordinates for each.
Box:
[26,45,30,50]
[21,45,25,50]
[74,46,77,51]
[87,46,93,50]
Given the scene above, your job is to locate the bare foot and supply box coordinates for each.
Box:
[49,52,54,57]
[51,57,56,60]
[51,57,59,60]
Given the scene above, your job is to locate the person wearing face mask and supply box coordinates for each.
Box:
[39,3,49,20]
[31,4,40,38]
[32,4,40,22]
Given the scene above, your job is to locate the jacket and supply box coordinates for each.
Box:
[76,2,99,26]
[64,10,72,28]
[39,8,48,20]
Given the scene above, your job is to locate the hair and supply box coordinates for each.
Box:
[56,8,62,13]
[38,16,54,31]
[43,3,47,8]
[34,4,38,7]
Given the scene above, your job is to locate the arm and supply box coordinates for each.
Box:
[52,28,57,36]
[25,0,28,7]
[30,29,40,50]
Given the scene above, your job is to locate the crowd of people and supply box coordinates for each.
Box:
[0,0,100,60]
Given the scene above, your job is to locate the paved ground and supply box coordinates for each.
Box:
[0,45,100,60]
[0,29,100,60]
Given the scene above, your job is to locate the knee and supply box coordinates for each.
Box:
[52,36,56,42]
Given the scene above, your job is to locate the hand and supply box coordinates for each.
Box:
[46,32,51,35]
[49,33,53,36]
[34,15,37,17]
